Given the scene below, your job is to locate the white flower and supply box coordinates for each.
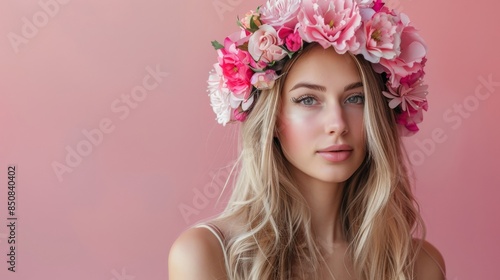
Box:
[207,64,232,126]
[356,0,375,8]
[260,0,302,28]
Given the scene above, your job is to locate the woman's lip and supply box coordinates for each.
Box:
[317,150,352,162]
[317,144,353,152]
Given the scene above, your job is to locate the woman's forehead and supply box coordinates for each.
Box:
[283,45,361,92]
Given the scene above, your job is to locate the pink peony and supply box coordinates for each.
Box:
[219,48,253,98]
[375,15,427,87]
[248,24,288,63]
[251,70,278,90]
[355,11,401,63]
[260,0,302,29]
[297,0,362,54]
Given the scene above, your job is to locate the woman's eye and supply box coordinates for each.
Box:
[301,97,316,106]
[292,95,317,106]
[346,94,365,104]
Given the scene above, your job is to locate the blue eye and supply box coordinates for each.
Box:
[292,95,317,106]
[346,94,365,104]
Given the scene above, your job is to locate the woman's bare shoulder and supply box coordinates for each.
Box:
[168,226,227,280]
[414,239,446,280]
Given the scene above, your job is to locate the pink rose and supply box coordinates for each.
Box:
[251,70,278,90]
[375,15,427,87]
[277,27,303,52]
[260,0,301,29]
[297,0,362,54]
[240,10,262,30]
[248,24,287,63]
[354,11,401,63]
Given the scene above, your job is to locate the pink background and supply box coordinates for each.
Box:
[0,0,498,279]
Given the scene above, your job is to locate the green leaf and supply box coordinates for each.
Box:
[236,17,243,29]
[211,40,224,50]
[249,15,260,32]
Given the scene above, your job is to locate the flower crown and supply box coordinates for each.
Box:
[207,0,428,136]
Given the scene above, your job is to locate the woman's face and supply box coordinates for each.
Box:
[277,45,367,186]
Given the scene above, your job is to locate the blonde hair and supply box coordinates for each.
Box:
[215,43,425,279]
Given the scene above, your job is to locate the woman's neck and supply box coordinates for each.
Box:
[293,171,346,246]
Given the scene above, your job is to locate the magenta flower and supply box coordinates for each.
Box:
[395,105,426,136]
[371,0,385,12]
[234,108,250,122]
[220,53,253,99]
[218,37,254,98]
[285,30,303,51]
[297,0,362,54]
[355,11,401,63]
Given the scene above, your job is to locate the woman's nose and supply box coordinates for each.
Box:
[324,103,348,135]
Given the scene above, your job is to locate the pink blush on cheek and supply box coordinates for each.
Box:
[278,113,319,154]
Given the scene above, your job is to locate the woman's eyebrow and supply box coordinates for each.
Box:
[289,81,364,93]
[289,82,327,92]
[344,81,363,91]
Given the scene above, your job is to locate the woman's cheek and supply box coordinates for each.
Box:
[279,110,318,151]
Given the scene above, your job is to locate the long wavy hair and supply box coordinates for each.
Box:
[215,43,426,279]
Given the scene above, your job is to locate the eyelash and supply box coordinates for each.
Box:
[291,93,365,106]
[346,93,365,104]
[291,94,316,105]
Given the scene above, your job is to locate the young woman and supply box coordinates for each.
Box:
[170,0,445,279]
